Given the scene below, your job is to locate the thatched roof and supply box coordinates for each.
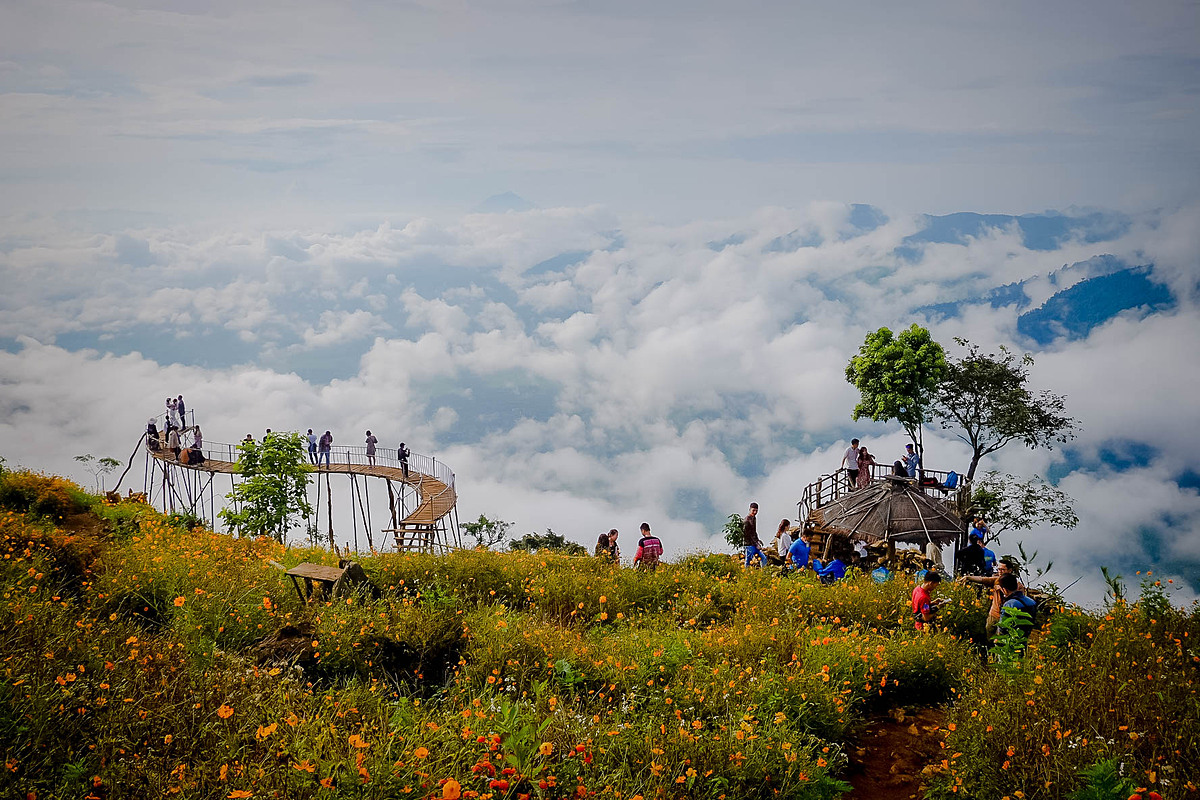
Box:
[809,476,962,546]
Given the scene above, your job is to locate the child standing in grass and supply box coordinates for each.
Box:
[912,571,945,631]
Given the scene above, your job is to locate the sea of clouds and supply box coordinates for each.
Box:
[1,201,1198,606]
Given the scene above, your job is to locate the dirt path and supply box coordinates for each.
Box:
[841,707,947,800]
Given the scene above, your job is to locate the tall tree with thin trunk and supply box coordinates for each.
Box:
[845,324,948,468]
[933,339,1077,482]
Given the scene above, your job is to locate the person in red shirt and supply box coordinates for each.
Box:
[912,572,944,631]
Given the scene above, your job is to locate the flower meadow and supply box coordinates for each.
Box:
[0,468,1197,799]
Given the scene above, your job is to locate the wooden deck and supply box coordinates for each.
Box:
[148,449,457,527]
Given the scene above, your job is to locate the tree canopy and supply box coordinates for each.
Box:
[462,514,514,550]
[845,324,948,461]
[508,528,587,556]
[219,432,313,542]
[971,471,1078,542]
[934,339,1077,481]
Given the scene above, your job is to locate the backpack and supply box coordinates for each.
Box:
[1003,594,1040,633]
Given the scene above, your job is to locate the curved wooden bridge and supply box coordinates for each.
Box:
[144,423,459,553]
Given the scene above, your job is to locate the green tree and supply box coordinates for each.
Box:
[74,454,122,493]
[934,339,1077,482]
[971,471,1078,544]
[845,325,948,468]
[219,432,312,542]
[508,528,587,555]
[462,514,513,550]
[722,513,744,552]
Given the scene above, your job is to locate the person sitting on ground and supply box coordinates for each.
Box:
[788,531,812,572]
[912,571,945,631]
[594,532,611,558]
[957,532,988,576]
[816,555,847,584]
[742,502,766,568]
[998,572,1038,645]
[959,558,1024,640]
[633,523,663,571]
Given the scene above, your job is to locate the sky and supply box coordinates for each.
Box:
[1,0,1199,606]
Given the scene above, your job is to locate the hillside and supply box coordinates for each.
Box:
[0,468,1196,800]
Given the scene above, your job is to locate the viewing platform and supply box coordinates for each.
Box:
[142,417,459,554]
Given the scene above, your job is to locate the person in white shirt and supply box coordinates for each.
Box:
[773,519,795,558]
[841,438,860,490]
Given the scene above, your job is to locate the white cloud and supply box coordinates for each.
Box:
[1,202,1198,605]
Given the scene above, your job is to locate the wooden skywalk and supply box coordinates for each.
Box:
[147,434,457,542]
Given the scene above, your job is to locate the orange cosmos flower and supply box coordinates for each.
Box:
[217,704,234,719]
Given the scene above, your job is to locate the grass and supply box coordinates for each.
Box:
[0,466,1196,799]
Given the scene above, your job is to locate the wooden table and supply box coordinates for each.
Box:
[286,563,346,602]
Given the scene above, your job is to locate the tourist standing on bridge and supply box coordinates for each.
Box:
[398,442,410,479]
[307,429,318,465]
[742,502,766,568]
[166,397,179,430]
[856,447,877,489]
[318,430,333,467]
[841,439,860,490]
[167,426,181,461]
[365,431,378,466]
[176,395,186,428]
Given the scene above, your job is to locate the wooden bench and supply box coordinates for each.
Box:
[286,563,348,602]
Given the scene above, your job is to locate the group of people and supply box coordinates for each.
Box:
[741,502,850,583]
[147,395,203,463]
[839,438,923,490]
[297,430,410,478]
[594,524,664,570]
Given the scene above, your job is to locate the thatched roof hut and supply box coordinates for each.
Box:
[808,476,962,547]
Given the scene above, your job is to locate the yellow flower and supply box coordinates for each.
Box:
[256,723,277,740]
[173,596,186,607]
[348,734,371,749]
[228,792,253,799]
[538,742,554,756]
[442,779,462,799]
[217,704,234,719]
[414,747,430,759]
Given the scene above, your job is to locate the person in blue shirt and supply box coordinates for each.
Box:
[981,544,997,576]
[816,557,846,584]
[903,443,921,478]
[788,533,811,573]
[998,573,1038,646]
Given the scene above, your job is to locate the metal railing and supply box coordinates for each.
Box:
[145,415,455,493]
[796,462,970,529]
